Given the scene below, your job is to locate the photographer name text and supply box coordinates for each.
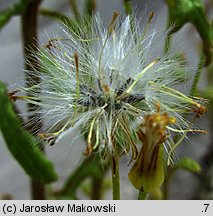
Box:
[2,203,116,214]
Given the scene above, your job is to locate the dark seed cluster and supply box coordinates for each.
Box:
[77,78,145,110]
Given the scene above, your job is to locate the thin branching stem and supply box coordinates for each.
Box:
[40,8,72,23]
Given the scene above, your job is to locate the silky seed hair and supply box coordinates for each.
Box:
[16,12,206,163]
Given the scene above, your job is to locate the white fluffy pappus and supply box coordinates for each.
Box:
[18,12,207,163]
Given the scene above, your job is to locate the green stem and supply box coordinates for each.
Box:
[69,0,81,21]
[164,11,173,54]
[21,0,44,200]
[84,0,97,16]
[138,189,148,200]
[111,155,120,200]
[60,155,108,199]
[190,54,205,96]
[164,33,172,54]
[123,0,132,15]
[40,8,72,23]
[91,176,103,200]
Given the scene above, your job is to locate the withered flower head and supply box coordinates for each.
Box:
[128,108,176,192]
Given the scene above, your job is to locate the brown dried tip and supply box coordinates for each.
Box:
[193,104,207,118]
[102,84,110,93]
[112,12,119,23]
[109,12,120,34]
[136,109,176,171]
[74,52,79,61]
[148,12,155,23]
[74,52,79,71]
[38,133,56,146]
[84,146,92,157]
[155,102,161,113]
[44,39,57,51]
[8,90,22,102]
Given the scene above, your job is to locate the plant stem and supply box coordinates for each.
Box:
[138,189,148,200]
[69,0,81,20]
[164,11,173,54]
[123,0,132,15]
[84,0,97,16]
[111,155,120,200]
[60,155,107,199]
[21,0,44,200]
[40,8,71,23]
[164,33,172,54]
[190,54,205,96]
[91,176,103,200]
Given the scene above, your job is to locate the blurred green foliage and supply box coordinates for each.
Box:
[0,0,33,30]
[166,0,213,65]
[0,82,58,183]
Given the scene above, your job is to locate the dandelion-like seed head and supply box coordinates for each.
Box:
[18,12,206,164]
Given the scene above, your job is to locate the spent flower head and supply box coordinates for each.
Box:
[128,105,176,192]
[16,12,206,165]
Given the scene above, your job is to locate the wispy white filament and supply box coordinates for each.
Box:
[19,13,206,161]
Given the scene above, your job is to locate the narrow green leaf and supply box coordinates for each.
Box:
[175,157,201,173]
[0,82,58,183]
